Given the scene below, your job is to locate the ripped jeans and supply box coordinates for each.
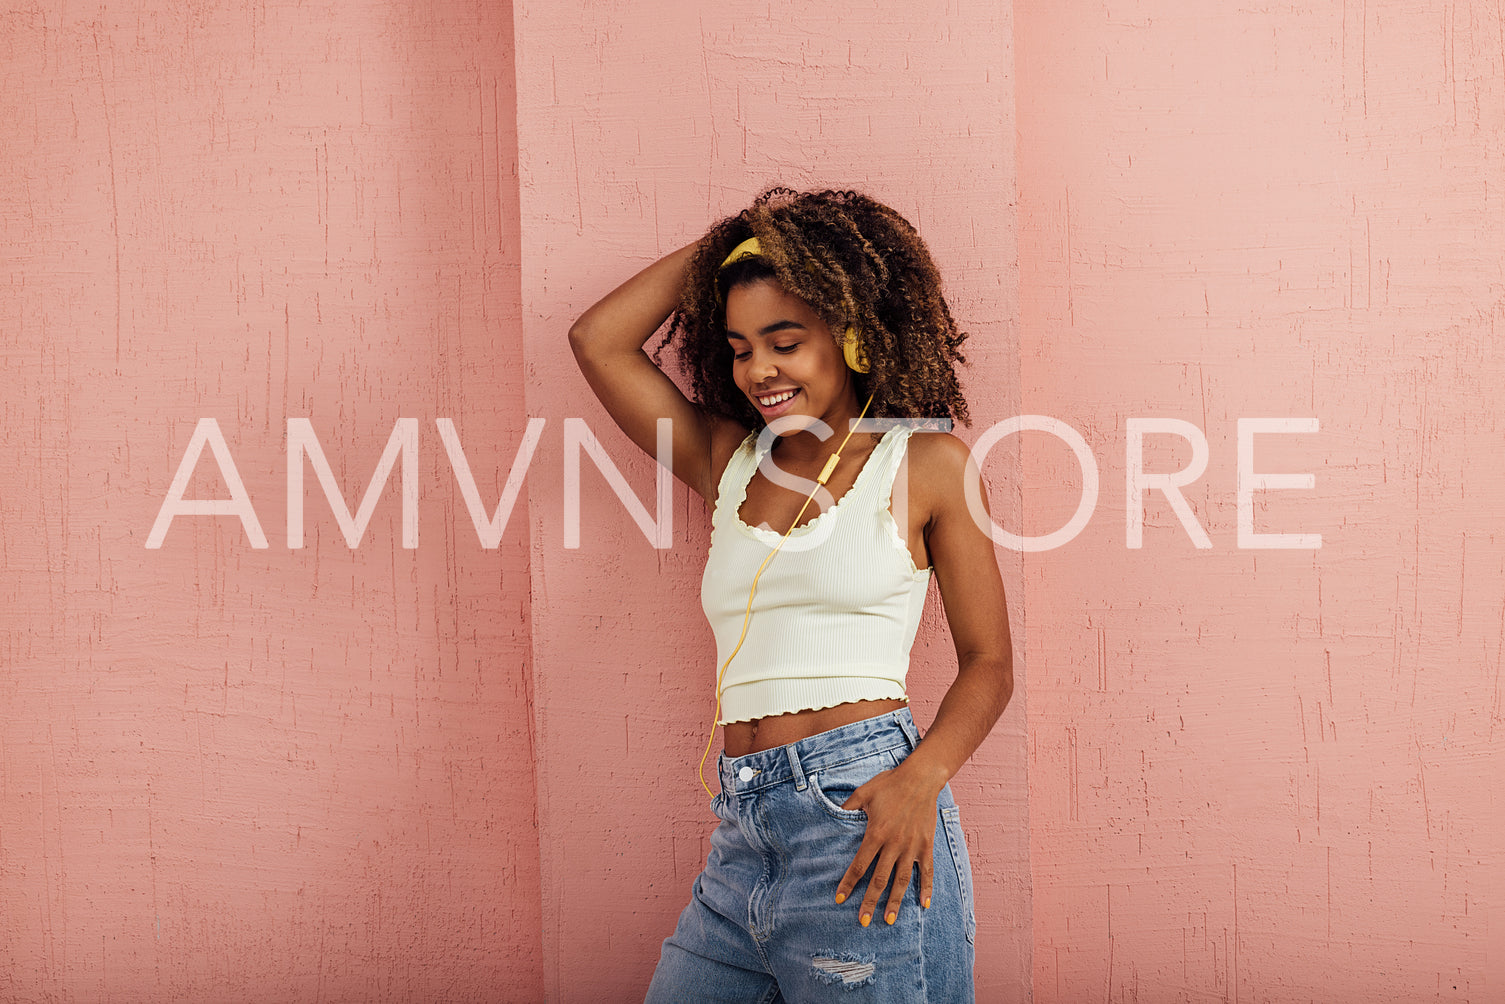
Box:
[644,708,976,1003]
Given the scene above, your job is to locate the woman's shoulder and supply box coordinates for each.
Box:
[702,415,755,506]
[903,428,982,519]
[902,427,973,478]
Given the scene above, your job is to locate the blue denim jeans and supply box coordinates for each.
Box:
[644,708,976,1003]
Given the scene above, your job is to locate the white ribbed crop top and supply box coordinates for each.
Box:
[701,424,933,725]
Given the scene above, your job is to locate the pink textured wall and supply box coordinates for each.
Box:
[511,1,1026,999]
[1,3,542,1000]
[1017,1,1505,1001]
[8,1,1505,1002]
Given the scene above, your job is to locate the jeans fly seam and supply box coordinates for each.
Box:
[748,794,779,945]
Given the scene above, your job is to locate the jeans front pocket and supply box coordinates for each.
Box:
[939,804,977,945]
[808,749,899,824]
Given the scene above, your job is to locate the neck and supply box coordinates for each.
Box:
[769,393,875,463]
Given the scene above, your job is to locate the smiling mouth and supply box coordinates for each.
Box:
[755,389,798,408]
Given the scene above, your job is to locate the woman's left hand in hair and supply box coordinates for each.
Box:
[834,757,950,927]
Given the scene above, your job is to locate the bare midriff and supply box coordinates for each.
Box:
[721,697,910,757]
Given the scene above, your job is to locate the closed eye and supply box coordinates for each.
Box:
[729,343,799,361]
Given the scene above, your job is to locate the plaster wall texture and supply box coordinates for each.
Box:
[1,2,543,1000]
[1016,2,1505,1001]
[4,0,1504,1002]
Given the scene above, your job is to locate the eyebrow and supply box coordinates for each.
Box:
[725,320,808,341]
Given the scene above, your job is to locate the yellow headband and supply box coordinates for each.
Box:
[716,237,870,374]
[719,236,764,270]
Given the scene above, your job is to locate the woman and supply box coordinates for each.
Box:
[569,188,1012,1002]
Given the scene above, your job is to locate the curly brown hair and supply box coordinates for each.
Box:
[655,187,970,429]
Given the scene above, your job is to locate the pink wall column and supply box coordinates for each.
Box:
[1017,1,1505,1000]
[511,1,1026,999]
[1,3,542,999]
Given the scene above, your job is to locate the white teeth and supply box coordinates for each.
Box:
[757,390,796,407]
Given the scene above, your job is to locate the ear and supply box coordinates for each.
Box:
[840,326,871,373]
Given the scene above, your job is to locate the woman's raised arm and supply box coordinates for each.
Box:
[569,241,745,504]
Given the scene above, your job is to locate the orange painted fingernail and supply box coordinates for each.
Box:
[885,911,897,925]
[923,897,931,909]
[835,893,846,905]
[860,913,871,927]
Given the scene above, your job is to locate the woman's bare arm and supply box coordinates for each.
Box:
[569,241,745,504]
[833,433,1014,926]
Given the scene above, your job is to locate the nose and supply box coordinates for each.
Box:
[746,347,779,383]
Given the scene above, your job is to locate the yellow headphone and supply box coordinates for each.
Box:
[698,238,874,796]
[840,326,871,374]
[718,237,871,374]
